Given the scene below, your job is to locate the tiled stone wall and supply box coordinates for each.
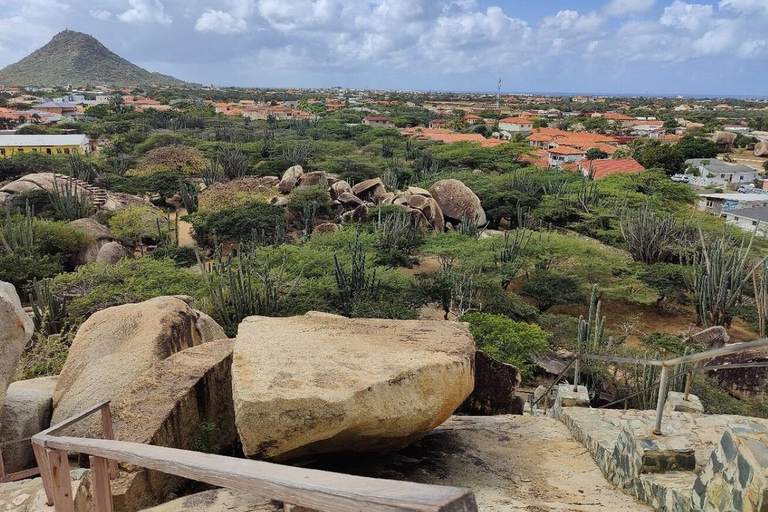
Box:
[691,422,768,511]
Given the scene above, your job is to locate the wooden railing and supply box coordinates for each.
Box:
[0,437,41,483]
[31,401,478,512]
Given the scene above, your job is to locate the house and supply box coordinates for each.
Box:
[578,158,645,179]
[698,193,768,215]
[724,125,751,134]
[498,117,533,135]
[33,101,79,115]
[686,159,759,185]
[463,113,482,125]
[547,146,585,167]
[721,206,768,236]
[596,113,636,128]
[0,134,90,157]
[362,116,393,127]
[428,119,449,129]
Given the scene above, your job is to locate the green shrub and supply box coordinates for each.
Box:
[108,206,167,246]
[641,332,689,356]
[151,246,198,268]
[50,258,206,323]
[476,282,538,322]
[0,253,64,291]
[520,270,584,313]
[190,202,284,247]
[8,190,55,217]
[460,312,550,380]
[34,221,91,262]
[15,334,70,380]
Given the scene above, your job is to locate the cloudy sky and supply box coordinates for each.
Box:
[0,0,766,95]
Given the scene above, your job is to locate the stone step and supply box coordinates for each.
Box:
[637,472,696,512]
[560,407,623,477]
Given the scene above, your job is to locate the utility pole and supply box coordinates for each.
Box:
[496,78,502,111]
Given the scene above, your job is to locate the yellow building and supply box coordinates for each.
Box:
[0,134,90,157]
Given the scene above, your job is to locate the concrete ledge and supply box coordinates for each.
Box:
[665,391,704,414]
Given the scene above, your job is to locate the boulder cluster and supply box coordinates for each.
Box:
[0,284,483,512]
[276,165,487,232]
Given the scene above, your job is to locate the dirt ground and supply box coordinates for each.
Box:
[308,415,651,511]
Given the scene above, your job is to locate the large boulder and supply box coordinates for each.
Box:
[458,351,523,416]
[0,469,92,512]
[429,179,487,227]
[0,282,34,412]
[0,376,57,474]
[329,180,352,200]
[755,140,768,157]
[708,349,768,402]
[138,489,279,512]
[232,312,475,461]
[278,165,304,194]
[297,171,327,188]
[351,178,386,202]
[106,342,237,512]
[69,218,115,266]
[51,297,226,436]
[95,241,132,265]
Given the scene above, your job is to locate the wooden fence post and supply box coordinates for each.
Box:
[47,448,75,512]
[100,405,119,479]
[90,456,114,512]
[32,443,55,506]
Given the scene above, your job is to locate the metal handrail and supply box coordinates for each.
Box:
[577,337,768,435]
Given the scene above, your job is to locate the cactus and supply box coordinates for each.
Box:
[179,181,199,214]
[686,228,766,327]
[200,244,301,337]
[754,261,768,337]
[29,278,69,337]
[575,176,600,213]
[50,176,92,220]
[333,231,379,315]
[1,202,34,254]
[68,154,98,183]
[620,202,679,264]
[301,204,316,239]
[578,284,607,354]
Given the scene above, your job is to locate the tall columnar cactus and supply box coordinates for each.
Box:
[754,261,768,338]
[29,278,69,337]
[578,284,607,354]
[620,202,680,264]
[687,229,766,327]
[179,181,199,214]
[50,176,92,220]
[575,176,600,213]
[1,202,34,254]
[333,231,379,314]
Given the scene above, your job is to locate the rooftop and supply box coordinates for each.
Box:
[725,205,768,222]
[0,134,88,146]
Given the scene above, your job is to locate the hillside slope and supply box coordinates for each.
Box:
[0,30,187,88]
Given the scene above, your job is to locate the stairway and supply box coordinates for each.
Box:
[52,173,109,208]
[553,385,768,511]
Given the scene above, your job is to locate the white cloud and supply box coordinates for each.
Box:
[90,9,112,21]
[117,0,172,25]
[195,10,247,34]
[719,0,768,15]
[660,1,713,31]
[604,0,656,17]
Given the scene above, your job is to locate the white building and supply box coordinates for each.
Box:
[722,206,768,237]
[698,193,768,215]
[687,159,759,185]
[498,117,533,135]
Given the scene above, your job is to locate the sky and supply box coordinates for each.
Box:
[0,0,767,96]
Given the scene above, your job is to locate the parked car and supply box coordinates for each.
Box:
[671,174,690,183]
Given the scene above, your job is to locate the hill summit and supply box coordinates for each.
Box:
[0,30,187,88]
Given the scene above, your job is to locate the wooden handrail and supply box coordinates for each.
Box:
[31,403,478,512]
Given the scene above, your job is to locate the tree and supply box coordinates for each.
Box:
[663,118,680,134]
[763,161,768,173]
[585,147,609,160]
[674,135,718,160]
[632,140,684,175]
[584,116,610,133]
[638,263,687,306]
[460,312,550,380]
[521,270,584,313]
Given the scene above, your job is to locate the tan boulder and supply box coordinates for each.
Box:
[313,222,341,234]
[106,341,237,512]
[51,297,226,436]
[69,218,114,266]
[755,140,768,157]
[137,489,279,512]
[352,178,386,201]
[95,241,132,265]
[297,171,327,188]
[329,180,352,200]
[0,469,92,512]
[336,192,364,208]
[278,165,304,194]
[0,282,35,412]
[0,376,57,474]
[429,179,486,226]
[232,312,475,461]
[407,186,432,197]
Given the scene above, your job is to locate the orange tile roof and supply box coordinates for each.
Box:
[499,117,533,124]
[548,146,585,156]
[601,113,635,121]
[579,158,645,179]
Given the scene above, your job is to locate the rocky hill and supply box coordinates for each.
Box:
[0,30,187,88]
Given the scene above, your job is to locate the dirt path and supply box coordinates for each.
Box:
[175,208,196,248]
[310,415,651,511]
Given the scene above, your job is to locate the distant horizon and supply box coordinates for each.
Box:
[2,1,767,98]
